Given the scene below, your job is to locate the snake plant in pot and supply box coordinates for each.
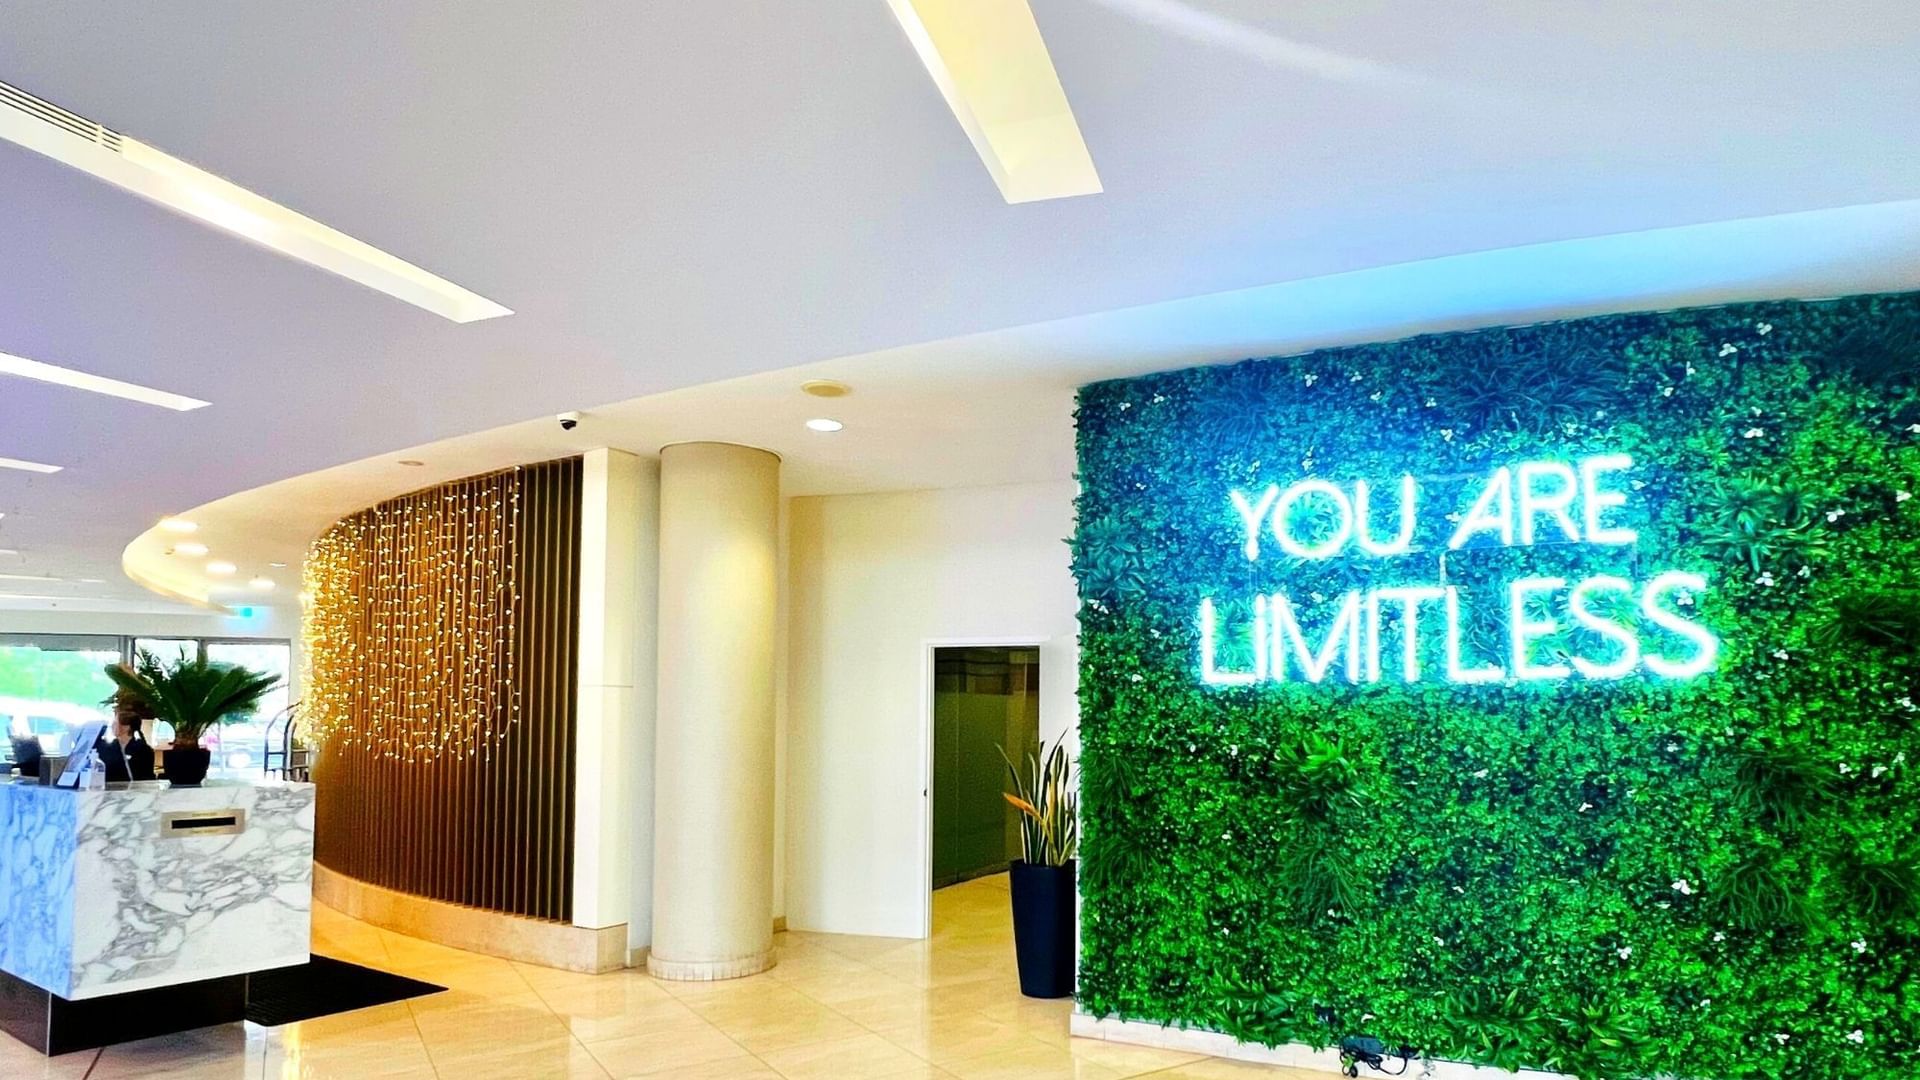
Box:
[1000,737,1078,998]
[105,650,280,787]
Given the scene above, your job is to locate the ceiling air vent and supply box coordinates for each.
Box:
[0,79,124,154]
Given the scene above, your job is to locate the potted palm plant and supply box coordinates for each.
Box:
[105,650,281,787]
[1000,736,1078,998]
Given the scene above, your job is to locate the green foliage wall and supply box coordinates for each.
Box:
[1072,293,1920,1079]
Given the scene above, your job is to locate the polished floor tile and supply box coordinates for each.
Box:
[581,1020,749,1077]
[757,1031,948,1079]
[0,874,1285,1079]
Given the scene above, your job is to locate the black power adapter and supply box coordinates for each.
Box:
[1338,1035,1414,1076]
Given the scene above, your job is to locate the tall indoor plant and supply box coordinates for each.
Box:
[1001,736,1078,998]
[105,651,280,786]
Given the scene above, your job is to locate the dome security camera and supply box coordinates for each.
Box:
[557,411,583,431]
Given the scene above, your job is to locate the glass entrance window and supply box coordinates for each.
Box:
[0,636,120,758]
[206,641,292,770]
[133,638,199,666]
[0,635,293,770]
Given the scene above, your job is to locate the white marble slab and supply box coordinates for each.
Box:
[0,779,315,1000]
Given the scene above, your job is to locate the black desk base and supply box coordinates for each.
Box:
[0,965,249,1056]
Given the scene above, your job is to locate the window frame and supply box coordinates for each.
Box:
[1,632,295,760]
[0,633,295,668]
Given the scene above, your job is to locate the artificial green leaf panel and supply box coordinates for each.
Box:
[1071,293,1920,1079]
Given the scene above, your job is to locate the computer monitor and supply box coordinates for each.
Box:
[55,722,107,788]
[9,735,42,777]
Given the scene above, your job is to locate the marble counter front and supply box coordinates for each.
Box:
[0,779,315,1000]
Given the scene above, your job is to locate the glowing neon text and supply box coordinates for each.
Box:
[1198,454,1718,685]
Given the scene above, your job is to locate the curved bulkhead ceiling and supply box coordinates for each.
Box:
[0,2,1914,608]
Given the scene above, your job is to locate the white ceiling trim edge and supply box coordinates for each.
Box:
[118,198,1920,611]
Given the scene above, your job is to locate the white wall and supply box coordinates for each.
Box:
[784,480,1079,938]
[572,450,658,945]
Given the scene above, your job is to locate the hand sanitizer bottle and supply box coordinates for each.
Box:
[86,749,107,791]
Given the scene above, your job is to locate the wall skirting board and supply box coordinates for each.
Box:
[1070,1012,1578,1080]
[315,864,626,973]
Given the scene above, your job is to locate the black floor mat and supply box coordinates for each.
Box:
[244,956,445,1026]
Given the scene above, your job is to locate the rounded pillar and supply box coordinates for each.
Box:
[648,442,780,980]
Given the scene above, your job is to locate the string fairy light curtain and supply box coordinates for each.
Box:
[304,469,523,761]
[303,458,581,921]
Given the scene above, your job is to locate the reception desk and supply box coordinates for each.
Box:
[0,778,316,1053]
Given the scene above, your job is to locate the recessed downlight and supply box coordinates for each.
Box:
[0,79,512,324]
[0,456,62,474]
[205,560,236,576]
[805,418,845,433]
[248,576,275,592]
[159,517,198,534]
[269,562,288,568]
[77,578,105,584]
[0,351,209,411]
[801,379,853,398]
[172,542,209,557]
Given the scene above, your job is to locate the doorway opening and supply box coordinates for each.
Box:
[930,646,1041,891]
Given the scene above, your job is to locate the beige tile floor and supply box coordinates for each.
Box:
[0,874,1321,1079]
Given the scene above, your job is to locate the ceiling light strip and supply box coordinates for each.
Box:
[0,350,209,410]
[0,456,62,474]
[886,0,1101,204]
[0,79,512,324]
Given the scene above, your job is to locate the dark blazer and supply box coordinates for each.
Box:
[95,736,156,782]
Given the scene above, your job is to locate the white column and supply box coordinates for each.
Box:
[572,449,657,942]
[648,442,780,980]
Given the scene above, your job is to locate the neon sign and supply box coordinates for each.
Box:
[1199,454,1718,685]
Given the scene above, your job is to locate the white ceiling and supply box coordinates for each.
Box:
[0,2,1916,612]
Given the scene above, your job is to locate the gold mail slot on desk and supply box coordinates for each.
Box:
[159,809,248,838]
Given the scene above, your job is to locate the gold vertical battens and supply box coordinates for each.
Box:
[306,458,582,922]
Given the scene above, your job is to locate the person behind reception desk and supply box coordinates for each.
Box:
[92,687,156,783]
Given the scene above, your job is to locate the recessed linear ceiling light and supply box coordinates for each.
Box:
[206,560,236,576]
[0,573,58,582]
[268,561,288,568]
[0,456,62,474]
[886,0,1101,204]
[248,576,275,592]
[171,541,209,557]
[0,350,209,410]
[158,517,198,533]
[0,549,18,556]
[805,418,845,433]
[0,79,512,324]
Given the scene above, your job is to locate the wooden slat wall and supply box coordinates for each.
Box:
[311,458,581,922]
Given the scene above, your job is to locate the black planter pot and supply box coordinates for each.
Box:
[163,747,212,787]
[1008,858,1075,998]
